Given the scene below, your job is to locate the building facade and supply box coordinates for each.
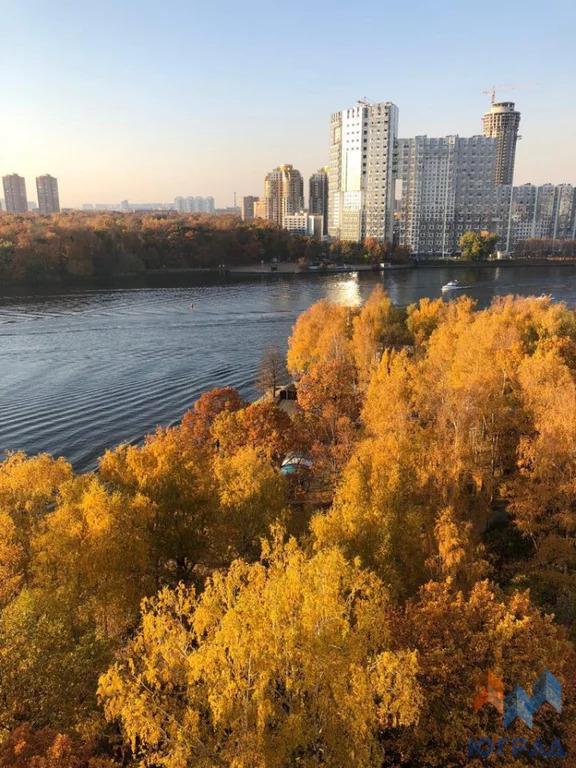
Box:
[328,101,399,242]
[283,211,324,239]
[482,102,521,186]
[508,183,576,248]
[253,199,267,220]
[36,174,60,214]
[395,135,499,256]
[2,173,28,214]
[263,165,304,227]
[241,196,259,221]
[309,167,329,235]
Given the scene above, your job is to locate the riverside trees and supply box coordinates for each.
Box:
[1,290,576,766]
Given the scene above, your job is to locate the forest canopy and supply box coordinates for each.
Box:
[1,289,576,766]
[0,212,321,283]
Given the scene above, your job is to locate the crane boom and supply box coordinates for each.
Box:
[482,82,539,106]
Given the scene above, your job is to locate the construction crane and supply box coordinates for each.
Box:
[482,83,539,106]
[357,96,372,106]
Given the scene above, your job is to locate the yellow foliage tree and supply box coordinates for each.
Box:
[286,299,352,376]
[0,452,73,584]
[99,535,422,768]
[393,579,575,767]
[213,446,287,559]
[351,285,408,387]
[99,426,218,585]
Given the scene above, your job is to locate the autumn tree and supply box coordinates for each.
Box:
[180,386,247,446]
[287,299,352,376]
[505,342,576,625]
[0,724,115,768]
[31,475,155,638]
[351,285,408,387]
[257,343,287,398]
[391,580,575,767]
[99,426,218,585]
[0,452,73,586]
[295,359,361,495]
[213,447,287,559]
[0,588,111,736]
[211,400,297,461]
[99,534,422,768]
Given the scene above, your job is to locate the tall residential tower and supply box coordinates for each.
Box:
[36,174,60,214]
[263,165,304,227]
[309,167,329,235]
[482,101,521,186]
[328,101,398,242]
[2,174,28,214]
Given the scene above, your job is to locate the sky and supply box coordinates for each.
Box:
[1,0,575,208]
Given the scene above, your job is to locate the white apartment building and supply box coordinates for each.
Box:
[509,184,576,248]
[395,135,499,255]
[283,211,324,239]
[328,101,398,242]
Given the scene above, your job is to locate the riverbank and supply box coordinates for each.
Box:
[228,263,412,275]
[415,258,576,268]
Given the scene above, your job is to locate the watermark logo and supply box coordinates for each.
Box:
[468,670,566,759]
[474,669,561,729]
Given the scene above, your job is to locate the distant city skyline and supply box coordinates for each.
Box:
[1,0,574,208]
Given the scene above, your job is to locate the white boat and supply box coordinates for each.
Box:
[442,279,462,291]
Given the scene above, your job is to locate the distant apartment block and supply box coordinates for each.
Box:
[329,101,398,243]
[509,183,576,248]
[482,102,521,186]
[253,199,267,220]
[309,168,328,235]
[241,196,260,221]
[174,196,216,213]
[2,173,28,214]
[36,174,60,214]
[283,211,324,239]
[395,135,499,256]
[263,165,304,227]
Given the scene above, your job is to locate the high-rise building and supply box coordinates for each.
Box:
[328,101,399,242]
[194,196,205,213]
[253,199,267,220]
[263,165,304,227]
[482,101,521,186]
[241,196,260,221]
[309,167,329,235]
[205,196,215,214]
[36,175,60,214]
[2,174,28,214]
[509,183,576,248]
[395,135,499,255]
[174,196,187,213]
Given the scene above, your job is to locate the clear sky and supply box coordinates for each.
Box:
[1,0,574,208]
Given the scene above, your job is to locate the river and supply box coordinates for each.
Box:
[2,264,576,471]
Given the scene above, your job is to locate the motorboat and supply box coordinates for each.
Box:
[441,279,462,291]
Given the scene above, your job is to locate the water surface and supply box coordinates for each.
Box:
[2,265,575,470]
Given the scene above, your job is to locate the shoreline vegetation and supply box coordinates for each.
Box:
[1,288,576,765]
[2,211,576,287]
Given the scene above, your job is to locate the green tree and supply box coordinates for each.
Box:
[458,230,500,261]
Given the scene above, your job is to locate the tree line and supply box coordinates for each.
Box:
[1,290,576,765]
[0,212,328,284]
